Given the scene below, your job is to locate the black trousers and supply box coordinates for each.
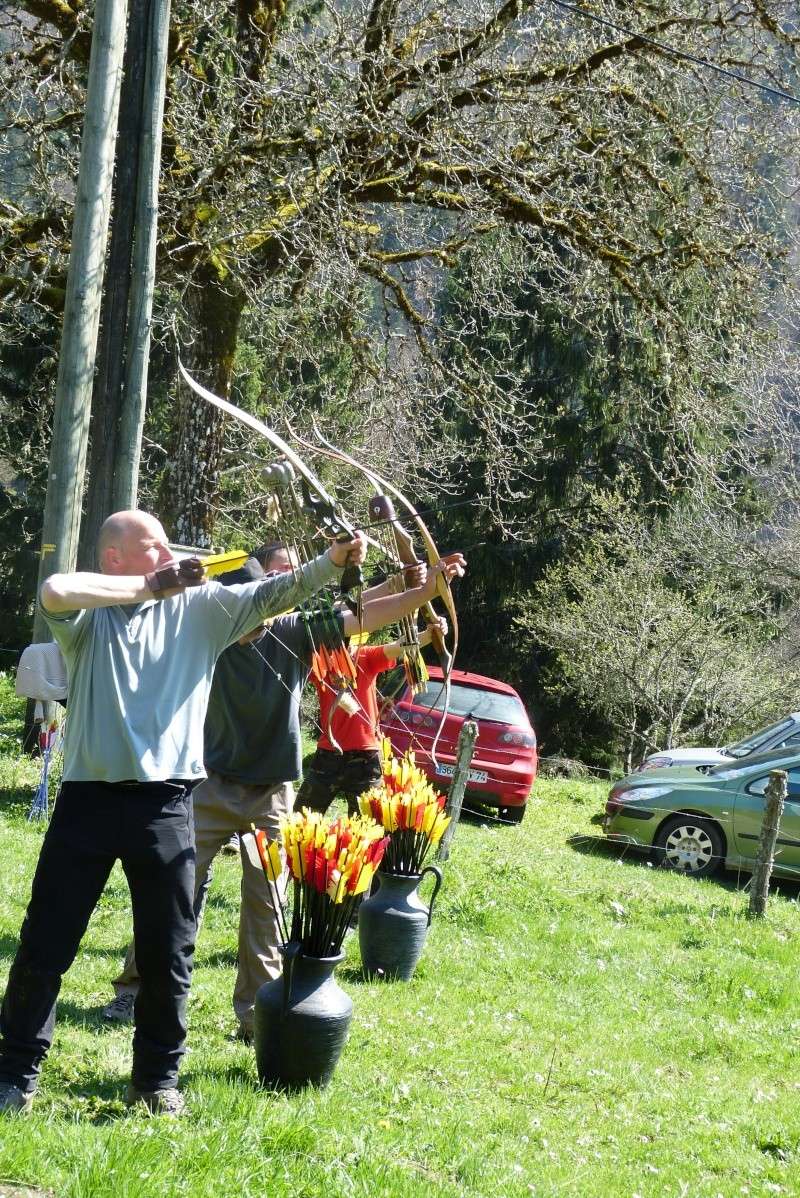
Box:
[0,780,196,1095]
[296,748,382,817]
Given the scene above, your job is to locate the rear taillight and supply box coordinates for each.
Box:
[637,757,671,770]
[605,797,623,816]
[409,712,437,728]
[498,730,536,748]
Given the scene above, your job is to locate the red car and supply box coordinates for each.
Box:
[379,666,537,823]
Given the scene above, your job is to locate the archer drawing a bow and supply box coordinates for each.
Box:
[290,421,461,768]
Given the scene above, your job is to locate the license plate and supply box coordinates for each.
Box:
[435,763,489,784]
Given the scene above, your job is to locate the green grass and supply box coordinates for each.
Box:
[1,679,800,1194]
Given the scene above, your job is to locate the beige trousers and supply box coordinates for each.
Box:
[112,768,293,1033]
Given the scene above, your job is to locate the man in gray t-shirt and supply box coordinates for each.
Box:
[0,510,364,1117]
[105,544,453,1041]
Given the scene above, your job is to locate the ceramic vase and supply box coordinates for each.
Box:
[358,866,443,981]
[254,944,352,1089]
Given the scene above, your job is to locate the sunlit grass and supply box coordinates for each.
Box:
[0,672,799,1196]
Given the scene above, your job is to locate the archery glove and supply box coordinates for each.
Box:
[145,556,206,598]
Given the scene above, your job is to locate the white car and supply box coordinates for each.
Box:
[636,713,800,771]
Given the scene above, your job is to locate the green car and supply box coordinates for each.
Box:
[602,749,800,879]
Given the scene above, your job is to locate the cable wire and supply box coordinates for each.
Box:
[548,0,800,107]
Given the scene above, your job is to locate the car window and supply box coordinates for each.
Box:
[727,717,796,757]
[773,732,800,750]
[411,681,528,724]
[746,769,800,798]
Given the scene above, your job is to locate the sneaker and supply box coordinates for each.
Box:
[0,1081,34,1115]
[220,835,239,857]
[125,1084,185,1116]
[102,992,136,1023]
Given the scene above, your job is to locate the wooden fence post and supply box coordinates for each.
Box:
[748,769,787,920]
[436,720,478,862]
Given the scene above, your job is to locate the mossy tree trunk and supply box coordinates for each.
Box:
[160,268,245,546]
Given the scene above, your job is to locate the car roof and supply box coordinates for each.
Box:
[711,746,800,774]
[423,666,522,697]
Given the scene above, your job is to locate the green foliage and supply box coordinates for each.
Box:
[514,495,800,768]
[0,332,56,649]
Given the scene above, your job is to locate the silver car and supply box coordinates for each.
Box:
[636,713,800,772]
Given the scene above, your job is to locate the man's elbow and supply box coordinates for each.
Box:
[41,575,73,613]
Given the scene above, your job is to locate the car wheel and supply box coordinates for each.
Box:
[653,815,724,878]
[499,804,526,824]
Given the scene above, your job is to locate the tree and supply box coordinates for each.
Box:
[513,495,800,770]
[1,0,798,550]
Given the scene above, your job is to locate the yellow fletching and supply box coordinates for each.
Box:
[201,550,249,577]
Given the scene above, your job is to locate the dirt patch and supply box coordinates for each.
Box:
[0,1185,54,1198]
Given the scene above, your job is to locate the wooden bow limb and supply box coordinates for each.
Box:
[295,421,459,769]
[308,422,458,653]
[178,359,364,597]
[369,494,452,682]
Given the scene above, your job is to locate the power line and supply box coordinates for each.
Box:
[549,0,800,107]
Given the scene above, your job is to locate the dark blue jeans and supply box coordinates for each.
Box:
[0,780,196,1095]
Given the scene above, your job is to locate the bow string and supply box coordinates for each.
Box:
[292,421,459,769]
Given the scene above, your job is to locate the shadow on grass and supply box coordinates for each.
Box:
[37,1073,131,1123]
[0,788,39,818]
[567,833,800,899]
[0,934,129,965]
[0,933,23,962]
[204,890,240,914]
[458,805,525,828]
[336,962,372,985]
[54,997,112,1030]
[196,947,238,968]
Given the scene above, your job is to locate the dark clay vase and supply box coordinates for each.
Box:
[358,866,443,981]
[253,943,352,1089]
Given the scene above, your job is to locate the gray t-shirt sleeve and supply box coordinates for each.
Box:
[38,600,90,655]
[201,552,343,650]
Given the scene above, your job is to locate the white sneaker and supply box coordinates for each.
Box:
[125,1084,185,1116]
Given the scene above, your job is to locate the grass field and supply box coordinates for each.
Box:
[1,675,799,1196]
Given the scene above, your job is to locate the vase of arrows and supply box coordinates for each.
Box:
[357,744,449,981]
[250,810,388,1089]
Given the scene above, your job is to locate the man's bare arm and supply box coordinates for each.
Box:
[341,560,458,636]
[41,573,156,613]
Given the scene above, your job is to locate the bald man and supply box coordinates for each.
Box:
[0,510,365,1117]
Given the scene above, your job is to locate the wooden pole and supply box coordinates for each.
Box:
[31,0,129,624]
[748,769,787,920]
[436,719,478,862]
[25,0,128,744]
[78,0,150,567]
[116,0,172,508]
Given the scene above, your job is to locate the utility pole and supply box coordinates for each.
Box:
[116,0,172,509]
[78,0,150,568]
[78,0,172,555]
[27,0,129,738]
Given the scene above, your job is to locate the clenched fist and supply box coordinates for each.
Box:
[145,556,206,599]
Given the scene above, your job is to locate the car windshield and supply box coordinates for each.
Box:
[708,750,795,781]
[411,681,527,725]
[726,716,796,758]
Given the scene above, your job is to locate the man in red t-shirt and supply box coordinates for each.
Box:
[298,622,447,816]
